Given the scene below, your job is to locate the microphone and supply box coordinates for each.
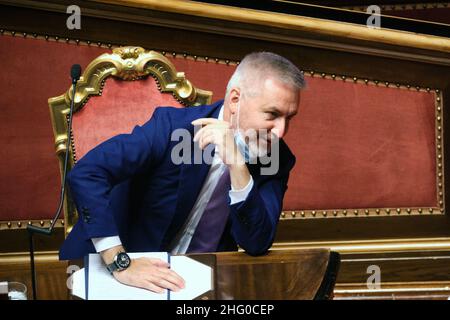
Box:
[27,64,82,299]
[71,64,81,84]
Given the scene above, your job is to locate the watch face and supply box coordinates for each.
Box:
[116,252,131,269]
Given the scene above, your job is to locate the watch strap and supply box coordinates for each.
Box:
[106,252,129,274]
[106,260,120,274]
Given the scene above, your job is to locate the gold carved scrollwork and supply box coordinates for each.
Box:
[48,46,212,234]
[114,46,145,59]
[61,46,211,107]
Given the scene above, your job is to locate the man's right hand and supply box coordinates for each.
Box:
[113,257,185,293]
[101,245,185,294]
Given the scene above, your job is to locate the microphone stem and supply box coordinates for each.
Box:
[48,82,76,232]
[29,231,36,300]
[27,80,78,300]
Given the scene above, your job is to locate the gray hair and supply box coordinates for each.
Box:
[225,52,305,99]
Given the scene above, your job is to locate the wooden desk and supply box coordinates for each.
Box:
[70,248,340,300]
[190,249,340,300]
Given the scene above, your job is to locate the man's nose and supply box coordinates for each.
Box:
[272,119,286,139]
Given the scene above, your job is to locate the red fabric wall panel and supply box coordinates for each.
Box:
[167,57,235,102]
[0,36,108,221]
[283,77,437,210]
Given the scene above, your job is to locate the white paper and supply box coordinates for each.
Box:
[71,252,212,300]
[170,255,213,300]
[88,252,168,300]
[71,268,85,299]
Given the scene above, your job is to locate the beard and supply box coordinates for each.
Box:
[244,129,279,160]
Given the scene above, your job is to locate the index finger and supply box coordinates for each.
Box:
[142,257,170,268]
[166,269,186,288]
[191,118,220,126]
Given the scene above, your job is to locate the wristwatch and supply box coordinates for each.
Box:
[106,252,131,274]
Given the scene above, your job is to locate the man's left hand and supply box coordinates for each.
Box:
[192,118,243,166]
[192,118,251,190]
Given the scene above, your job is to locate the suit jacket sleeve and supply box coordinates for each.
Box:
[66,107,171,240]
[228,151,296,256]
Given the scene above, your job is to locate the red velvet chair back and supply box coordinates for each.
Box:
[48,46,212,233]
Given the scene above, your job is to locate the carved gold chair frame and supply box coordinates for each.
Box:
[48,46,212,235]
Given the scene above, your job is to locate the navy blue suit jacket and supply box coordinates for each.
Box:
[59,100,296,260]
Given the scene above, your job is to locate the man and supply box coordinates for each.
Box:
[59,52,305,293]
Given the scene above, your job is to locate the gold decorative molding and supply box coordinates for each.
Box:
[281,207,444,220]
[334,281,450,300]
[0,29,240,66]
[302,69,440,92]
[343,2,450,12]
[0,219,64,231]
[0,251,60,264]
[272,237,450,254]
[93,0,450,53]
[48,46,212,234]
[49,46,212,109]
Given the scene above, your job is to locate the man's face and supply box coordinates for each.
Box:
[233,77,300,149]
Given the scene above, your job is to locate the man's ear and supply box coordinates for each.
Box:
[228,87,241,115]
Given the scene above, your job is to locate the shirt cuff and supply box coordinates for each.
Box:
[91,236,122,253]
[229,176,254,205]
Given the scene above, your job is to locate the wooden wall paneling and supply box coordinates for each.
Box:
[334,251,450,300]
[0,228,64,253]
[0,2,448,85]
[0,252,68,300]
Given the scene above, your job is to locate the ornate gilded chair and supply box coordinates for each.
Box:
[48,46,212,235]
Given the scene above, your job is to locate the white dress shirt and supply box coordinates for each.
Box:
[92,105,253,253]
